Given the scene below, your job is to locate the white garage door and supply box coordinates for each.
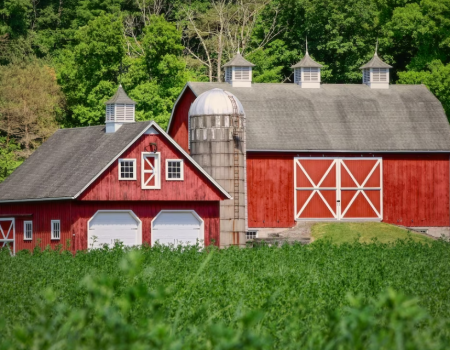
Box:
[88,211,141,249]
[151,211,203,247]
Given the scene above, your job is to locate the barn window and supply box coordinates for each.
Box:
[51,220,60,240]
[303,68,319,82]
[246,230,258,240]
[234,66,251,80]
[372,68,388,82]
[24,221,32,240]
[166,159,184,180]
[141,153,161,189]
[118,159,136,180]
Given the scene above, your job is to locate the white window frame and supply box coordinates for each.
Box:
[166,159,184,181]
[246,230,258,240]
[141,152,161,189]
[118,158,137,180]
[23,221,32,241]
[51,220,61,240]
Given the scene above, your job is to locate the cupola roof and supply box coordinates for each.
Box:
[223,52,255,67]
[360,53,393,69]
[105,84,136,105]
[291,39,323,68]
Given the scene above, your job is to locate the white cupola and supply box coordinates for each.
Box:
[360,43,392,89]
[223,51,255,88]
[105,84,136,133]
[291,40,323,89]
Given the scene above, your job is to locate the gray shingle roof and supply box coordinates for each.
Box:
[360,54,393,69]
[223,53,255,67]
[186,82,450,152]
[0,122,151,201]
[291,53,323,68]
[105,85,136,104]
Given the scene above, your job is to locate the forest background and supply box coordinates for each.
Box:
[0,0,449,181]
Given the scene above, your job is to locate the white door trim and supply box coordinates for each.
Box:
[87,210,142,248]
[0,217,15,255]
[151,210,205,247]
[294,157,383,221]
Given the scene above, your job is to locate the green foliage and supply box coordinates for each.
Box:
[0,136,22,182]
[57,14,125,126]
[398,60,450,119]
[1,240,450,348]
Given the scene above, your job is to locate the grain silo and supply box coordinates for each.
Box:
[189,88,246,247]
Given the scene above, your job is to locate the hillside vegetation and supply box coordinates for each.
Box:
[1,0,450,180]
[1,240,450,349]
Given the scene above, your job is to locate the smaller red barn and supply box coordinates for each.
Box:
[0,86,230,254]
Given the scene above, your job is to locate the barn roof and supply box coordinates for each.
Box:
[179,82,450,152]
[0,121,231,202]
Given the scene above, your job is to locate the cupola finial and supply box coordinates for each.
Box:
[375,39,378,56]
[306,36,308,55]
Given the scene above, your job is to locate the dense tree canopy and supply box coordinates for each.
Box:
[0,0,449,180]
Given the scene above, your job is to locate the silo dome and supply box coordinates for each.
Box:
[189,88,245,116]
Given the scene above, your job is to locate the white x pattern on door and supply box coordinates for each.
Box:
[295,158,382,220]
[0,218,15,255]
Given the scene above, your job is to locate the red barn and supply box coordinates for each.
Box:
[167,51,450,245]
[0,86,230,254]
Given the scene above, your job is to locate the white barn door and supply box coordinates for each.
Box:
[151,210,204,247]
[88,211,142,249]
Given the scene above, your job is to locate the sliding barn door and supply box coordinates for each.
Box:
[340,158,382,220]
[294,158,382,220]
[295,159,338,219]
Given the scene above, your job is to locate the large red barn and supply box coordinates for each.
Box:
[167,51,450,245]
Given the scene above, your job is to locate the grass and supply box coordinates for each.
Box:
[1,239,450,349]
[311,222,434,244]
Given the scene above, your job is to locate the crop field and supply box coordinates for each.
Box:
[1,239,450,349]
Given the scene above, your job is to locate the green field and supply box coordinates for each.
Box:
[1,239,450,349]
[311,222,434,244]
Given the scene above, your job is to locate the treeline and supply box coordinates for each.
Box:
[0,0,450,179]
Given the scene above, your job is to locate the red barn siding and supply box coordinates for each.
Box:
[0,201,74,253]
[247,152,450,228]
[167,87,196,153]
[79,133,224,201]
[0,200,220,253]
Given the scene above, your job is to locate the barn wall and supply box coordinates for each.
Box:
[0,201,74,253]
[71,201,220,250]
[0,200,220,253]
[79,133,224,201]
[167,87,197,153]
[247,152,450,228]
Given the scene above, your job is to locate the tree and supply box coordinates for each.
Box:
[0,60,64,157]
[181,0,282,82]
[397,60,450,120]
[57,14,125,126]
[0,136,22,182]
